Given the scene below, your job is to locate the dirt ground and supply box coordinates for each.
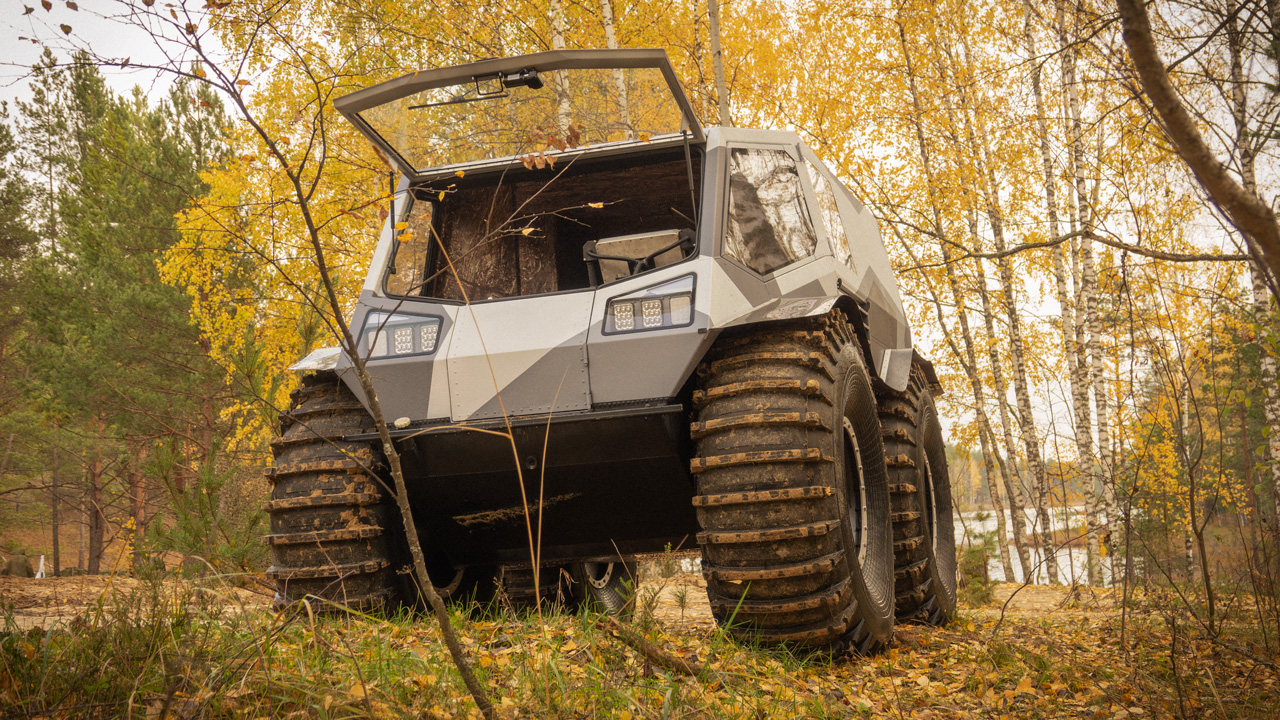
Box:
[0,574,272,631]
[1,569,1110,634]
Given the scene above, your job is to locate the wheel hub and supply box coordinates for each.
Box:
[584,562,614,589]
[923,454,939,555]
[843,417,870,567]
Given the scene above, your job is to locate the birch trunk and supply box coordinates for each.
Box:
[983,186,1059,584]
[985,442,1015,580]
[1021,3,1081,540]
[551,0,572,136]
[1253,272,1280,537]
[599,0,634,138]
[953,28,1061,583]
[967,209,1035,582]
[708,0,731,125]
[897,21,1015,579]
[1226,10,1280,545]
[1058,1,1105,585]
[932,46,1035,580]
[692,5,710,121]
[893,225,1017,581]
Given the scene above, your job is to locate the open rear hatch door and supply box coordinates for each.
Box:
[334,49,703,182]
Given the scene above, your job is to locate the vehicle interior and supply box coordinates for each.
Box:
[385,147,703,301]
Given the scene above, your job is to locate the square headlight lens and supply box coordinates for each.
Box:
[641,299,663,327]
[360,312,442,359]
[604,274,695,334]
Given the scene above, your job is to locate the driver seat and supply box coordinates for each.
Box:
[586,229,694,285]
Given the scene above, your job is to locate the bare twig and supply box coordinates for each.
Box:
[596,617,707,678]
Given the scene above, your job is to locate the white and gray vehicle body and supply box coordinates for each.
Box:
[297,49,935,565]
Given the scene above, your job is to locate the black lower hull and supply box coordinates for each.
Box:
[369,404,699,565]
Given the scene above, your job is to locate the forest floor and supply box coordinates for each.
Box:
[1,571,1277,719]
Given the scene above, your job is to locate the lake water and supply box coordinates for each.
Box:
[955,507,1113,586]
[660,507,1111,586]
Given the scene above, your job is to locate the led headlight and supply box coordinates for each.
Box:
[359,311,443,359]
[603,274,696,334]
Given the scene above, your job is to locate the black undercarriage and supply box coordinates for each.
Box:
[351,403,699,566]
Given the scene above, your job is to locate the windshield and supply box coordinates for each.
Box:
[357,66,687,173]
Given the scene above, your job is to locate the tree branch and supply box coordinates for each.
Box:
[1116,0,1280,299]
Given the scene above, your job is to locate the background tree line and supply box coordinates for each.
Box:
[0,47,265,575]
[2,0,1278,648]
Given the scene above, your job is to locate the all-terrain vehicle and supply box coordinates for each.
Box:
[265,49,955,652]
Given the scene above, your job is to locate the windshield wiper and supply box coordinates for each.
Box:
[410,92,508,110]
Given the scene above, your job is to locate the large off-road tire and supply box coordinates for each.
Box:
[572,561,638,618]
[690,311,895,653]
[879,368,957,625]
[264,372,401,611]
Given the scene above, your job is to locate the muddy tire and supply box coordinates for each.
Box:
[265,372,401,611]
[495,565,577,611]
[572,561,637,618]
[690,311,895,653]
[879,368,957,625]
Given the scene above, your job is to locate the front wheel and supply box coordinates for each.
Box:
[690,311,895,654]
[264,372,402,611]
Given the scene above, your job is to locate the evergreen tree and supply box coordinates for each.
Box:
[14,56,233,573]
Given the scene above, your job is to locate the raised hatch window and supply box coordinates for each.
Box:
[724,148,816,276]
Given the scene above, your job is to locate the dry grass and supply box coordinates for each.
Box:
[0,573,1277,719]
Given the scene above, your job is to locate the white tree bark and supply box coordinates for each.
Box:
[956,26,1061,584]
[708,0,731,126]
[599,0,634,138]
[897,20,1015,578]
[552,0,572,136]
[1225,9,1280,547]
[968,210,1036,581]
[1058,1,1107,585]
[1025,3,1082,575]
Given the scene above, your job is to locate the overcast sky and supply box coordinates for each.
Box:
[1,1,187,112]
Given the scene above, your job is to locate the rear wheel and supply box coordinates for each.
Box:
[572,561,638,618]
[495,564,576,611]
[879,368,957,625]
[691,311,895,653]
[265,372,401,611]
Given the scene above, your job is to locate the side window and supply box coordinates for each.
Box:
[805,161,853,269]
[384,196,433,296]
[725,148,817,276]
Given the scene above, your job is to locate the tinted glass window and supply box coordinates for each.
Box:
[805,160,853,269]
[725,148,816,275]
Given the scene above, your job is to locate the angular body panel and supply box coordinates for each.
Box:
[447,293,594,420]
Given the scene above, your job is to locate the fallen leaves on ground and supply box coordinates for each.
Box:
[0,576,1275,719]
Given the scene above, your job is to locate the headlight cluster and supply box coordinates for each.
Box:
[359,311,442,359]
[604,274,695,334]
